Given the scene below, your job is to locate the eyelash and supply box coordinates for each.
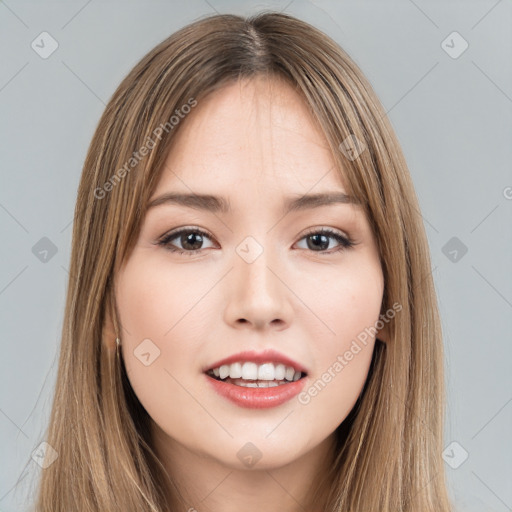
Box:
[156,226,356,256]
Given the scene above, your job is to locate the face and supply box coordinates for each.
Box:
[115,76,385,472]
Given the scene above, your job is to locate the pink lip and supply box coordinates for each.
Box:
[205,373,308,409]
[203,349,308,374]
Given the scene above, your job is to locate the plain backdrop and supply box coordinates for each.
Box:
[1,1,511,511]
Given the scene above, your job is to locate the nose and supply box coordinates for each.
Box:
[223,243,293,332]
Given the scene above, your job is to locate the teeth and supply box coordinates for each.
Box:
[230,362,242,379]
[285,366,295,381]
[260,381,279,387]
[230,379,287,388]
[258,363,274,380]
[209,361,303,382]
[274,364,286,380]
[219,365,230,379]
[241,362,258,380]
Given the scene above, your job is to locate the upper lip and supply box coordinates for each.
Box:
[203,349,308,375]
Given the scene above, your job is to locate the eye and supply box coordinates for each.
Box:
[156,227,356,256]
[156,227,216,256]
[295,227,355,254]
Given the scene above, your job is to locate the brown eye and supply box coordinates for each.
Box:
[296,228,355,254]
[178,232,204,251]
[157,228,215,255]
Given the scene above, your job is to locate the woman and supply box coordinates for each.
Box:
[33,11,452,511]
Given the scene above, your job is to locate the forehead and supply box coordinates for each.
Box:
[156,75,347,195]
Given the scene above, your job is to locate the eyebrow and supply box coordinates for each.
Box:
[146,191,358,214]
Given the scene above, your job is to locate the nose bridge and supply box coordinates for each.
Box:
[224,231,292,329]
[236,233,280,298]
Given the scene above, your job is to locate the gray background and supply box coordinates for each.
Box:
[1,1,511,511]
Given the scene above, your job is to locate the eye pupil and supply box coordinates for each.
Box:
[182,232,203,250]
[307,234,329,251]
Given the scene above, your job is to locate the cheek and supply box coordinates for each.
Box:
[296,260,383,420]
[297,345,375,436]
[116,254,206,341]
[115,255,219,434]
[115,257,189,405]
[304,254,384,347]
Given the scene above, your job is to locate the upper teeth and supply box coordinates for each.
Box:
[211,362,302,382]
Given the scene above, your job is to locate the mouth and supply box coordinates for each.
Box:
[202,350,309,408]
[205,361,307,388]
[204,368,307,409]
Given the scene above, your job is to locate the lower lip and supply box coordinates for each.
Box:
[205,374,307,409]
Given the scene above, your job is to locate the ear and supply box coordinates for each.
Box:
[375,317,391,344]
[102,292,118,350]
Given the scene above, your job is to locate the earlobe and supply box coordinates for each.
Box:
[375,320,390,344]
[102,293,119,350]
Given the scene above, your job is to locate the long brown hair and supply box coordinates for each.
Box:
[29,11,452,511]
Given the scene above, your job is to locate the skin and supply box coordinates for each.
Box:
[108,75,389,511]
